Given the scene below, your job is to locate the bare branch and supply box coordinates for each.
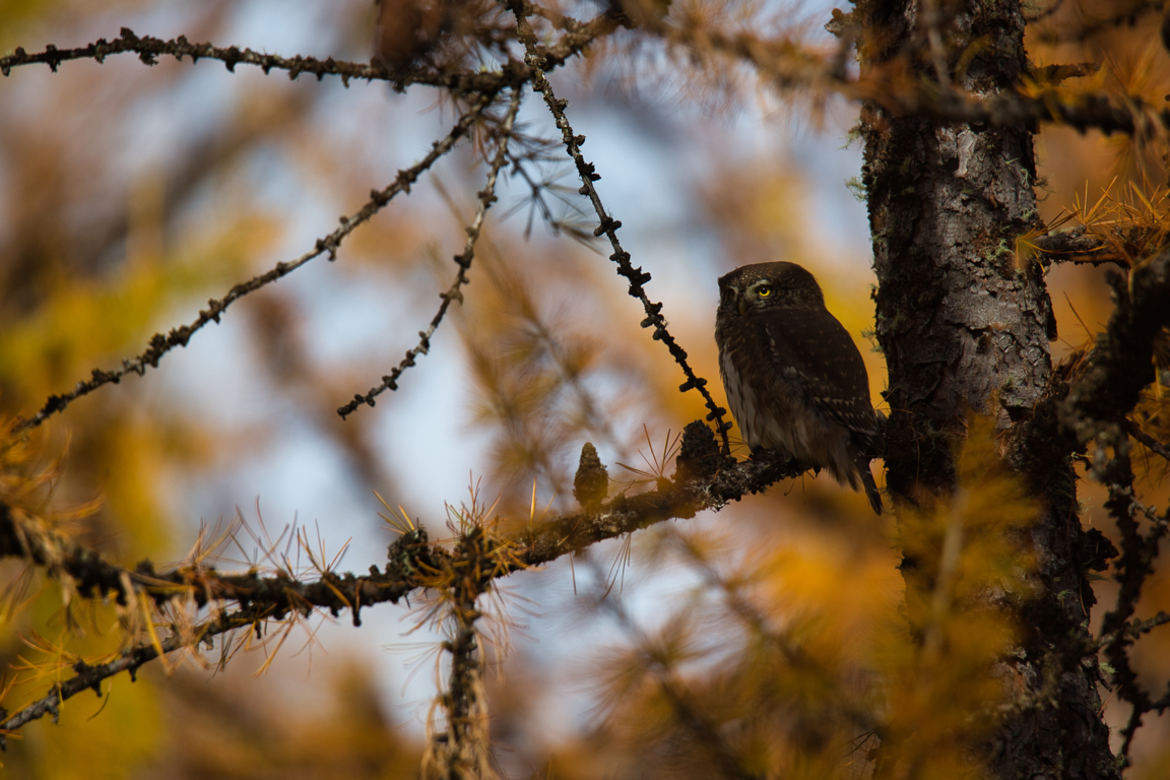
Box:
[507,0,734,453]
[338,89,523,418]
[0,17,618,94]
[1097,610,1170,649]
[0,27,385,82]
[16,96,497,432]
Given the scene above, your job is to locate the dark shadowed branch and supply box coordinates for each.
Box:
[1009,243,1170,769]
[1059,248,1170,442]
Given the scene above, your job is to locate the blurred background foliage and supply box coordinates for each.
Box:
[0,0,1168,777]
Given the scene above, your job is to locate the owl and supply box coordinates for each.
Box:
[715,261,883,513]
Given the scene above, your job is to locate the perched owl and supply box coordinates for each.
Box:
[715,261,883,513]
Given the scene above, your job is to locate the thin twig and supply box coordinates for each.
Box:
[338,89,522,418]
[1096,610,1170,650]
[507,0,733,452]
[0,26,501,93]
[0,604,258,737]
[17,97,495,432]
[1129,422,1170,463]
[0,18,618,94]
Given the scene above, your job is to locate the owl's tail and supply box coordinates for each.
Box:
[858,459,883,515]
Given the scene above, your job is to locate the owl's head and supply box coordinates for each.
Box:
[717,261,825,316]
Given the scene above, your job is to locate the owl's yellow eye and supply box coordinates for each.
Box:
[755,285,772,298]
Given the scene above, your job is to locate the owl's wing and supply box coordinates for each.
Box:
[758,306,879,439]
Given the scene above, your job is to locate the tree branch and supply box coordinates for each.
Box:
[507,0,734,452]
[0,431,798,738]
[0,27,388,83]
[1058,248,1170,443]
[0,18,618,94]
[1031,228,1124,267]
[338,88,522,418]
[15,94,497,432]
[640,14,1168,136]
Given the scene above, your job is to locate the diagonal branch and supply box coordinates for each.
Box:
[338,88,523,418]
[16,95,497,432]
[1129,423,1170,463]
[0,604,260,739]
[507,0,733,452]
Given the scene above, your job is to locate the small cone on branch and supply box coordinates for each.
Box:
[674,420,724,481]
[573,442,608,511]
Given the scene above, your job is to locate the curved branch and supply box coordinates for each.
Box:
[1017,245,1170,471]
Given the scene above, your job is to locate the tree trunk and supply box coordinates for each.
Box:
[853,0,1118,776]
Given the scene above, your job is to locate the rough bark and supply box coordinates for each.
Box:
[852,0,1117,776]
